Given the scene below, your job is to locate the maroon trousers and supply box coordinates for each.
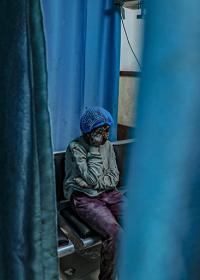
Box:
[71,189,123,280]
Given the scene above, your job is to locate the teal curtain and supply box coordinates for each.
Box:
[0,1,59,279]
[119,0,200,279]
[42,0,121,151]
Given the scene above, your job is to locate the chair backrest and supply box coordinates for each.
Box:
[54,151,66,201]
[112,139,134,187]
[54,139,134,202]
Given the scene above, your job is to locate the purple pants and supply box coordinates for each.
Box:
[71,189,123,280]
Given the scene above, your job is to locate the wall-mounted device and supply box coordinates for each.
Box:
[114,0,145,19]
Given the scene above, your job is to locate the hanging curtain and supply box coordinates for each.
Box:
[42,0,121,151]
[0,1,59,279]
[119,0,200,279]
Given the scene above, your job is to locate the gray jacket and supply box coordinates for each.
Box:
[63,136,119,200]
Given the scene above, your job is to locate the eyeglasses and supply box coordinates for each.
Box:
[94,125,110,135]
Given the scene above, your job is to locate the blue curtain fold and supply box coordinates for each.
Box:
[42,0,121,151]
[119,0,200,279]
[0,1,59,279]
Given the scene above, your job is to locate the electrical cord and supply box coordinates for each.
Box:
[120,9,142,70]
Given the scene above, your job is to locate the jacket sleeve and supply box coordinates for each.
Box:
[70,142,104,186]
[70,141,119,190]
[97,143,119,190]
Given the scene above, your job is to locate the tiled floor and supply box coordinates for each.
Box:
[59,244,101,280]
[78,269,99,280]
[60,266,99,280]
[60,270,99,280]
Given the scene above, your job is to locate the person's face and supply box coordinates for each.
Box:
[85,125,110,146]
[94,125,110,142]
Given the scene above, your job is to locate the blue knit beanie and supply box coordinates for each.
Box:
[80,107,114,133]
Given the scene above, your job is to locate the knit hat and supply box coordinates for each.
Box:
[80,107,113,133]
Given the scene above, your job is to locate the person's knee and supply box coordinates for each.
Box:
[105,222,120,240]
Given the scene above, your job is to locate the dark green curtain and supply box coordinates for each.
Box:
[0,1,59,279]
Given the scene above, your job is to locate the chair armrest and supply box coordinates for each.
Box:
[58,213,84,250]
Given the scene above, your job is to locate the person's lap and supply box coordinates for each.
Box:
[99,189,124,225]
[71,189,123,238]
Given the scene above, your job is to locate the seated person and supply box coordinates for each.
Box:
[63,106,123,280]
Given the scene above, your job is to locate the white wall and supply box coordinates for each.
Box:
[118,8,144,127]
[120,8,144,71]
[118,76,140,126]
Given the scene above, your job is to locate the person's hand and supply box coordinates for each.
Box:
[89,130,103,147]
[74,177,88,188]
[89,145,100,153]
